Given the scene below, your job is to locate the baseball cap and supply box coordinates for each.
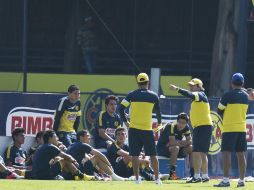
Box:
[232,73,244,85]
[137,73,149,83]
[188,78,205,90]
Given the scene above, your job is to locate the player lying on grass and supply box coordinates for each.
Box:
[107,127,168,181]
[66,130,126,181]
[32,130,95,180]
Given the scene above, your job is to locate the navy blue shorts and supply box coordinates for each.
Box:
[49,161,62,179]
[192,125,212,153]
[80,160,95,175]
[57,131,77,148]
[114,159,133,178]
[156,146,186,158]
[221,132,247,152]
[128,128,156,156]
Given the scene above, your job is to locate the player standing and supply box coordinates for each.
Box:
[214,73,248,187]
[170,78,212,183]
[119,73,162,185]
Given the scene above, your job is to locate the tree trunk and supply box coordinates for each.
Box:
[209,0,240,97]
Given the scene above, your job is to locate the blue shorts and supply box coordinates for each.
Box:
[114,159,133,178]
[128,128,157,156]
[49,162,62,179]
[80,160,95,175]
[192,125,212,153]
[36,162,62,180]
[57,131,77,148]
[221,132,247,152]
[156,146,187,158]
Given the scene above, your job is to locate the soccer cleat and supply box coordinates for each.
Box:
[6,172,24,179]
[213,181,230,187]
[237,181,245,187]
[202,177,210,182]
[53,175,64,180]
[83,174,95,181]
[186,177,202,183]
[155,178,162,185]
[75,174,95,181]
[169,171,180,180]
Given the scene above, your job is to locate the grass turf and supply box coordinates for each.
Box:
[0,179,253,190]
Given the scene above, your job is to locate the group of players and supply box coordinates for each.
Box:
[0,72,253,187]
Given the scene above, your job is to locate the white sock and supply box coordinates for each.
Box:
[202,174,208,178]
[223,177,229,183]
[194,173,200,179]
[238,179,244,183]
[111,173,125,181]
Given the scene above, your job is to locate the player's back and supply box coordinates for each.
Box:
[222,89,249,132]
[126,89,159,130]
[66,141,92,164]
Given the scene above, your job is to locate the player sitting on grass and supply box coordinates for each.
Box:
[107,127,168,181]
[26,131,44,166]
[32,130,95,180]
[4,128,33,178]
[66,130,125,181]
[156,112,193,180]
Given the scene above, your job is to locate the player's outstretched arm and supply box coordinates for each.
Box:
[169,84,195,100]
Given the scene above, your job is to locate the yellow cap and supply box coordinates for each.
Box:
[187,78,204,90]
[137,73,149,83]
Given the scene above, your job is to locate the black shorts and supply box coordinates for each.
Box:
[128,128,156,156]
[114,159,133,178]
[221,132,247,152]
[81,160,95,175]
[49,161,62,179]
[192,125,212,153]
[156,146,187,158]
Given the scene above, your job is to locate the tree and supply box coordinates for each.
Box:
[209,0,248,97]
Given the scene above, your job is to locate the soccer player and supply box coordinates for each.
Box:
[32,130,94,180]
[4,128,27,169]
[53,84,81,147]
[156,112,193,180]
[93,95,122,148]
[214,73,249,187]
[27,131,44,166]
[119,73,162,185]
[107,127,161,181]
[107,127,133,178]
[67,130,125,181]
[170,78,212,183]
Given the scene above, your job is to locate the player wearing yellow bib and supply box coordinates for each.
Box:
[214,73,248,188]
[170,78,212,183]
[119,73,162,185]
[53,85,81,147]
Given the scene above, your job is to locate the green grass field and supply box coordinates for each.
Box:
[0,180,253,190]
